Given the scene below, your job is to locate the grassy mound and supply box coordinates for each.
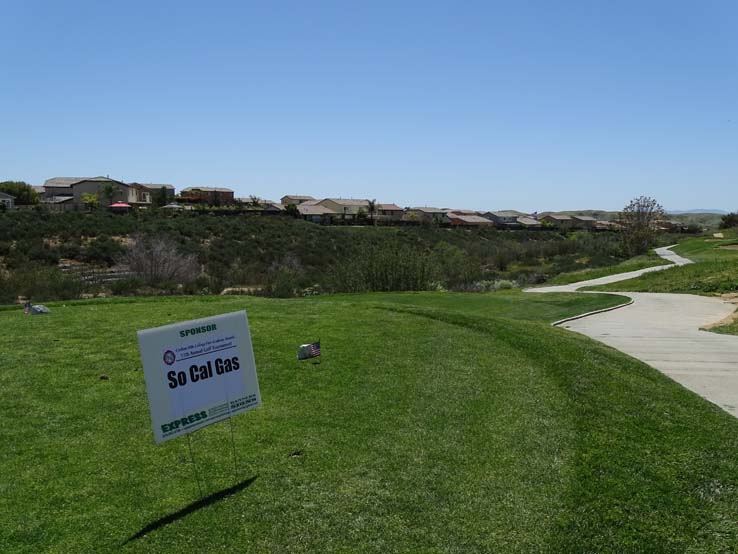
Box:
[3,292,738,553]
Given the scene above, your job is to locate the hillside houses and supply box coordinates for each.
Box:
[20,177,647,233]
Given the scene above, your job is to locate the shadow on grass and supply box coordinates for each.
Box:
[123,476,258,544]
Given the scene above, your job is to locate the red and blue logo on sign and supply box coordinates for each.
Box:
[163,350,176,365]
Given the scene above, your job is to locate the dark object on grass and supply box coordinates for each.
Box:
[100,375,109,381]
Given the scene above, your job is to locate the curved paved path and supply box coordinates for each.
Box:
[528,246,738,416]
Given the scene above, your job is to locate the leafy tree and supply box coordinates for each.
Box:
[249,195,262,208]
[720,212,738,229]
[153,187,169,208]
[618,196,665,255]
[84,236,125,266]
[0,181,38,205]
[81,193,99,210]
[101,183,120,206]
[284,203,299,218]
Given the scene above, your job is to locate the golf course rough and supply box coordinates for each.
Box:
[3,291,738,553]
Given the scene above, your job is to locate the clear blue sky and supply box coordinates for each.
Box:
[2,0,736,212]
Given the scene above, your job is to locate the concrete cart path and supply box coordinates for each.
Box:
[528,246,738,416]
[528,245,693,294]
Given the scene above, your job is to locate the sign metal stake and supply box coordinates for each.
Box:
[186,433,204,500]
[227,414,239,481]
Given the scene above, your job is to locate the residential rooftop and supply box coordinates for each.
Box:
[181,186,234,193]
[489,210,528,217]
[324,198,370,206]
[298,204,338,215]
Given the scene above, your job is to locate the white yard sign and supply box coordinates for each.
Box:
[137,311,261,444]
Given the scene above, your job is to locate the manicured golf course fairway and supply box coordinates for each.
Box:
[3,291,738,553]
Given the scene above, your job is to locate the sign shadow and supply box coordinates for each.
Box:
[122,475,258,544]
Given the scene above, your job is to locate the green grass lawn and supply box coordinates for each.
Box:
[5,291,738,553]
[671,230,738,262]
[585,234,738,296]
[544,252,667,286]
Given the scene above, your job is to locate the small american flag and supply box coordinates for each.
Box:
[297,341,321,360]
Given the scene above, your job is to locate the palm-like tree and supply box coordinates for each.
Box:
[367,199,377,226]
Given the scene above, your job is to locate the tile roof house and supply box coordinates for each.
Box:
[405,207,447,224]
[42,177,165,210]
[44,176,91,188]
[376,203,404,222]
[297,203,339,224]
[446,213,494,227]
[281,195,316,205]
[446,209,478,216]
[571,215,597,229]
[0,191,15,210]
[654,219,686,231]
[70,177,152,210]
[482,210,529,226]
[180,186,235,205]
[262,203,285,215]
[595,220,622,231]
[42,176,90,198]
[131,183,176,198]
[318,198,370,220]
[540,214,574,229]
[516,216,542,228]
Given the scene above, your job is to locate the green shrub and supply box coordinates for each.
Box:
[108,277,145,296]
[720,213,738,230]
[1,265,86,303]
[83,236,125,265]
